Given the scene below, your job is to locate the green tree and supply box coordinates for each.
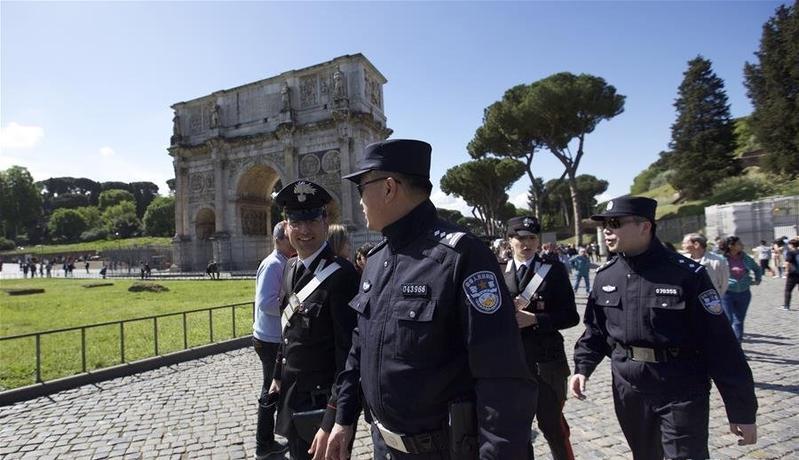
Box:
[669,56,740,199]
[75,206,103,230]
[630,151,674,194]
[142,196,175,236]
[468,85,546,218]
[48,208,88,242]
[98,189,136,211]
[0,166,43,240]
[744,2,799,177]
[102,201,141,237]
[525,73,625,244]
[440,158,525,236]
[129,181,160,218]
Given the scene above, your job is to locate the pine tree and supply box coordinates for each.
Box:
[744,2,799,177]
[669,56,740,199]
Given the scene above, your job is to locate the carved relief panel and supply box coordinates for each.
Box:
[240,206,269,236]
[300,75,319,108]
[188,172,215,202]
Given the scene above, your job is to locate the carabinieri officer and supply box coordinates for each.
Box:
[570,196,758,460]
[325,139,537,460]
[270,180,360,460]
[504,216,579,460]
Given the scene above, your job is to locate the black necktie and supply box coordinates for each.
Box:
[517,264,527,285]
[293,262,306,289]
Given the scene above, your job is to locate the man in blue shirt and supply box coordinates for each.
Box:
[253,220,294,459]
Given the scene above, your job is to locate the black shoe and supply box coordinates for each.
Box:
[255,441,288,460]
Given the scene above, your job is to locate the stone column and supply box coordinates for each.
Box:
[172,156,185,237]
[211,142,226,233]
[337,127,354,225]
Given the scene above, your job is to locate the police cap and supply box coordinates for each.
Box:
[343,139,432,182]
[591,196,657,222]
[507,216,541,237]
[274,180,332,221]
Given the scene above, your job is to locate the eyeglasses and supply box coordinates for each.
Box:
[356,177,401,197]
[602,217,644,230]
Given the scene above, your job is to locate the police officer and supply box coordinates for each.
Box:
[269,180,360,460]
[326,139,537,460]
[570,196,758,460]
[504,216,578,460]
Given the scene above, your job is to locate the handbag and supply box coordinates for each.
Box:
[292,408,325,443]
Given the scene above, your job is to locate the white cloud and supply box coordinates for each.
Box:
[509,192,530,211]
[595,191,614,204]
[430,189,473,217]
[99,146,115,157]
[0,122,44,149]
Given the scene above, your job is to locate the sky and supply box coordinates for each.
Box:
[0,1,786,217]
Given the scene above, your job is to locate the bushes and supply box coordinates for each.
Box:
[0,237,15,251]
[708,175,775,205]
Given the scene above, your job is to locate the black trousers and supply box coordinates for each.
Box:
[612,376,710,460]
[532,365,573,460]
[370,424,450,460]
[785,274,799,307]
[253,338,280,450]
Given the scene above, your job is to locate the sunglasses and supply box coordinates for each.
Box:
[602,217,644,230]
[356,176,401,197]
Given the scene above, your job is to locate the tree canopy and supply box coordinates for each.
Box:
[98,189,137,211]
[440,158,526,236]
[668,56,740,199]
[744,2,799,177]
[0,166,42,240]
[143,196,175,237]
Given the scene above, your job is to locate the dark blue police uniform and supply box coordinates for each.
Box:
[336,139,537,459]
[573,197,757,460]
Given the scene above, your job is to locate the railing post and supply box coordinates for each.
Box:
[120,322,125,363]
[81,327,87,373]
[232,305,236,338]
[153,317,159,355]
[209,309,213,342]
[35,334,41,383]
[183,312,188,349]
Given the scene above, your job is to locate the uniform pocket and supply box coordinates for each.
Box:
[393,299,439,364]
[349,294,370,317]
[595,291,621,307]
[646,285,687,338]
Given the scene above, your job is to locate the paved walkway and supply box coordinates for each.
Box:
[1,275,797,459]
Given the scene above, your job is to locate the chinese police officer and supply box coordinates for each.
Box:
[570,196,758,460]
[326,139,537,459]
[270,180,360,460]
[504,216,579,460]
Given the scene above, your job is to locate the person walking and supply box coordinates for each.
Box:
[252,221,293,459]
[504,215,579,460]
[270,180,360,460]
[772,240,785,278]
[780,238,799,311]
[569,248,592,295]
[753,240,774,277]
[682,233,729,295]
[571,196,757,460]
[326,139,536,460]
[722,236,762,343]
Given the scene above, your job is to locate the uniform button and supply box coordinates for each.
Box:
[605,300,610,304]
[284,338,288,344]
[316,385,321,389]
[281,358,287,364]
[383,260,389,268]
[409,311,416,318]
[662,302,668,307]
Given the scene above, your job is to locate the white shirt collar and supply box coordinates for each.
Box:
[298,241,328,269]
[514,255,536,269]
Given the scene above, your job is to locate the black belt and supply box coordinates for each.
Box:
[615,343,698,363]
[372,412,448,454]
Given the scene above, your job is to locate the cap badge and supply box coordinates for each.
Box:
[293,181,316,203]
[607,200,614,211]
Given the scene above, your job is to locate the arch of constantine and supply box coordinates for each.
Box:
[169,54,391,271]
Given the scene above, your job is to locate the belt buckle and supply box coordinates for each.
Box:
[375,420,410,453]
[631,346,657,363]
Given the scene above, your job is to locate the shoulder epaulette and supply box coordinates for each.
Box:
[431,228,467,248]
[668,252,706,273]
[596,256,618,273]
[367,239,388,256]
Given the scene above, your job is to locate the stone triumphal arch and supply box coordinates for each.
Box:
[169,54,391,271]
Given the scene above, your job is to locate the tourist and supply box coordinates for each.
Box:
[753,240,774,277]
[570,247,592,294]
[326,224,353,261]
[722,236,762,343]
[780,238,798,311]
[354,242,373,274]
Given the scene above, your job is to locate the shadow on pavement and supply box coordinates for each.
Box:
[753,381,799,395]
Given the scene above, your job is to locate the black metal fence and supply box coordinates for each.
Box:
[0,302,254,386]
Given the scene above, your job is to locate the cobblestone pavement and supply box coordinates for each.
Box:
[1,275,797,459]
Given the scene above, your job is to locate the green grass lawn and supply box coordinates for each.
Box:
[0,278,255,390]
[0,236,173,257]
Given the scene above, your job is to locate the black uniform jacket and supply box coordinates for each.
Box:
[573,238,758,424]
[273,244,359,436]
[335,200,536,459]
[504,256,579,367]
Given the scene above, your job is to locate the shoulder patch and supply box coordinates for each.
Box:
[669,252,705,273]
[462,271,502,314]
[698,289,723,315]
